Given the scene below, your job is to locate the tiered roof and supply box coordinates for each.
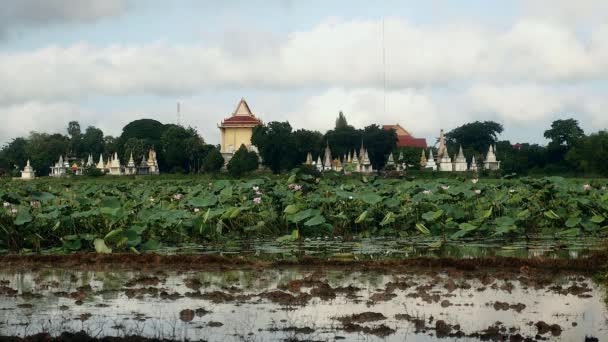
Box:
[219,98,263,127]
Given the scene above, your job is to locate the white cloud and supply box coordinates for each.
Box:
[0,18,607,106]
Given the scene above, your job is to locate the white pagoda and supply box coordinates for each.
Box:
[469,155,479,172]
[304,152,313,165]
[322,144,332,171]
[109,152,123,175]
[316,156,323,172]
[426,149,437,171]
[439,150,453,172]
[386,153,395,169]
[50,156,68,177]
[483,145,501,170]
[125,152,137,175]
[453,145,468,172]
[359,147,373,173]
[96,154,106,171]
[147,148,160,175]
[21,160,36,180]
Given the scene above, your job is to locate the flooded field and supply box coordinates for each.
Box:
[1,264,606,341]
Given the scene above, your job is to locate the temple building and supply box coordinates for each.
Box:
[21,160,36,180]
[218,98,262,163]
[147,148,160,175]
[470,156,479,172]
[322,144,333,171]
[383,124,427,148]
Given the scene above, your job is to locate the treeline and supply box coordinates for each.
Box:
[443,119,608,176]
[0,119,222,176]
[251,112,397,173]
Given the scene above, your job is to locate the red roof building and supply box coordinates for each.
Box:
[218,98,263,154]
[383,124,427,148]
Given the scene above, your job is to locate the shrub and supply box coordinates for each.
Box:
[83,165,104,177]
[203,149,225,173]
[227,145,259,177]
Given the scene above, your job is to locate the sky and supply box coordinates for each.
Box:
[0,0,607,146]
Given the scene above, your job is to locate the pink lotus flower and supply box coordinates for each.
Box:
[253,197,262,204]
[172,194,183,201]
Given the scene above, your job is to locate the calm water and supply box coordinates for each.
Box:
[159,236,607,260]
[0,267,606,341]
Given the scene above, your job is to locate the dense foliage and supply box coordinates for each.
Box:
[227,145,259,177]
[1,174,606,253]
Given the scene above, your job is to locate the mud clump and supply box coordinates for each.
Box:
[179,309,194,322]
[369,291,396,302]
[208,321,223,327]
[310,283,337,300]
[435,320,452,338]
[395,314,426,332]
[342,323,395,337]
[125,276,161,287]
[201,291,235,303]
[337,312,386,324]
[491,301,526,312]
[535,321,562,336]
[261,291,310,305]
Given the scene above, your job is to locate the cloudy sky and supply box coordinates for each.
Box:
[0,0,607,146]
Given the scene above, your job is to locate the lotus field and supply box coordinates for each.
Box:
[1,173,607,254]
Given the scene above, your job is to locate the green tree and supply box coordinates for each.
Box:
[445,121,503,155]
[122,138,147,166]
[203,148,225,173]
[67,121,83,157]
[160,125,206,173]
[325,112,361,159]
[566,130,608,176]
[362,124,397,170]
[227,144,259,177]
[81,126,105,157]
[335,111,349,130]
[25,132,69,176]
[395,146,423,168]
[0,137,28,174]
[252,121,297,174]
[544,118,585,166]
[293,129,324,164]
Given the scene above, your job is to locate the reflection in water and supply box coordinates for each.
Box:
[1,267,607,341]
[155,236,607,261]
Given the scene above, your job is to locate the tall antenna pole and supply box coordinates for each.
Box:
[177,102,181,126]
[382,17,386,116]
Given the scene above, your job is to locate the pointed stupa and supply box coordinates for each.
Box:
[358,140,365,160]
[426,149,437,170]
[305,152,313,165]
[387,153,395,166]
[470,155,479,172]
[21,159,35,180]
[316,156,323,171]
[127,152,136,167]
[453,145,467,172]
[97,154,105,169]
[437,129,447,158]
[420,149,427,168]
[323,143,332,170]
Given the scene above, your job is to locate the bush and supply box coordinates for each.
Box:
[83,165,104,177]
[203,149,225,173]
[227,145,259,177]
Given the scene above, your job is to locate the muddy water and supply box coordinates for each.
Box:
[0,267,606,341]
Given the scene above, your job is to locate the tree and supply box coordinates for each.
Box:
[0,138,28,175]
[362,124,397,170]
[120,119,165,142]
[445,121,503,155]
[160,125,206,173]
[325,112,361,159]
[544,119,585,148]
[122,138,147,165]
[335,111,349,130]
[103,136,119,154]
[203,148,225,173]
[252,121,297,174]
[566,130,608,176]
[293,129,324,164]
[67,121,83,157]
[25,132,69,176]
[81,126,105,157]
[227,144,259,177]
[395,146,423,168]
